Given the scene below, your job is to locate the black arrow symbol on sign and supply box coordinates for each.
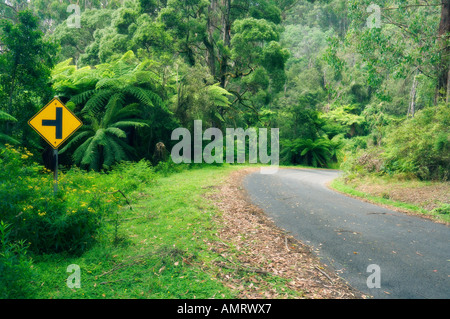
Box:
[42,107,63,140]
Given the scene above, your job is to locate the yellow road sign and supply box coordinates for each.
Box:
[28,97,83,149]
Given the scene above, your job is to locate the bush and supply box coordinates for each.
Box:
[0,146,159,255]
[0,145,103,254]
[154,158,188,176]
[382,105,450,180]
[108,160,156,191]
[0,221,35,298]
[343,105,450,181]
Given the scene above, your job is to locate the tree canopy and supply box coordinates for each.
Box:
[0,0,448,179]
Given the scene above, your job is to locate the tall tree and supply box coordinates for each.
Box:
[0,9,57,143]
[343,0,450,104]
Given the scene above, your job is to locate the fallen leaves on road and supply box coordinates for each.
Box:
[207,167,367,299]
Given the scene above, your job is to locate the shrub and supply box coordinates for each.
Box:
[0,146,103,254]
[343,105,450,181]
[0,221,35,298]
[108,160,156,192]
[154,158,188,176]
[382,105,450,180]
[1,144,159,255]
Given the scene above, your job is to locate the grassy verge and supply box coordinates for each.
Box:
[29,164,303,299]
[329,175,450,224]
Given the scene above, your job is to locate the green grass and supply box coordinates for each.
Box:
[28,164,302,299]
[329,177,450,223]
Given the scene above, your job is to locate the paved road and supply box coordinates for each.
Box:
[243,168,450,299]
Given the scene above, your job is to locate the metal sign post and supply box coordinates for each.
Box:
[53,148,58,195]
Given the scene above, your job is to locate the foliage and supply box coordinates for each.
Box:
[0,110,19,145]
[53,51,177,170]
[431,203,450,216]
[51,8,115,64]
[0,145,155,254]
[1,0,449,299]
[320,104,366,137]
[0,145,101,254]
[339,0,446,104]
[343,105,450,180]
[281,136,342,167]
[382,105,450,180]
[0,221,35,299]
[0,9,58,150]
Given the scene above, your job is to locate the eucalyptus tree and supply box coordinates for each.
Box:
[338,0,450,105]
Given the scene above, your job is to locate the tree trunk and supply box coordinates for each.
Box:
[220,0,231,89]
[436,0,450,103]
[447,69,450,103]
[205,0,217,78]
[408,72,418,117]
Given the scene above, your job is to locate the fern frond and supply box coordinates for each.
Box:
[73,136,93,164]
[122,86,154,107]
[109,137,128,161]
[105,127,127,138]
[0,133,20,145]
[113,103,141,120]
[59,131,92,154]
[208,83,233,107]
[110,120,148,129]
[81,129,106,167]
[102,141,116,168]
[0,110,17,122]
[70,89,98,106]
[102,92,126,126]
[82,89,114,115]
[95,78,123,90]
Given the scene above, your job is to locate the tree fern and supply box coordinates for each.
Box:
[53,51,169,170]
[104,127,127,138]
[81,89,115,115]
[281,136,340,168]
[95,78,125,90]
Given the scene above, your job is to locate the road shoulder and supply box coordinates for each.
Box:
[328,176,449,225]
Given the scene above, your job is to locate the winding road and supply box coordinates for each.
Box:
[243,168,450,299]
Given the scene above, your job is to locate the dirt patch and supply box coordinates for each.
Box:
[356,182,449,211]
[207,167,366,299]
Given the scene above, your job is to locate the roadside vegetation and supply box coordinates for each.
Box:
[1,146,308,299]
[331,105,449,223]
